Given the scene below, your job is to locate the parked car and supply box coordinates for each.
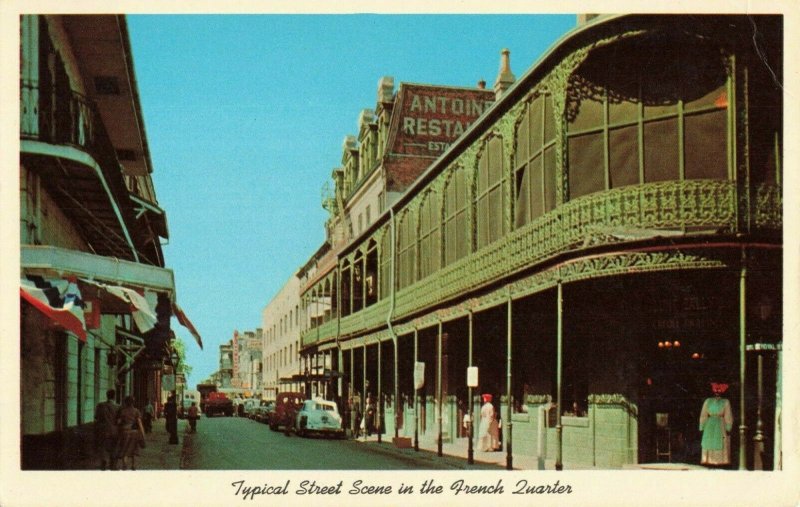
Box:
[254,400,275,423]
[268,392,304,433]
[295,398,344,438]
[242,398,260,419]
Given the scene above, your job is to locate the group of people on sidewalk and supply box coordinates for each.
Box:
[94,389,148,471]
[94,389,183,470]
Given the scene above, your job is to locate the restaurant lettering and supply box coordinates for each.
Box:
[409,94,493,116]
[397,89,494,155]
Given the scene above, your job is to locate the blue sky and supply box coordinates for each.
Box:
[126,14,577,388]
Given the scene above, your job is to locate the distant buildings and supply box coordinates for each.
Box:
[262,275,303,398]
[234,329,263,393]
[19,15,202,469]
[206,329,264,396]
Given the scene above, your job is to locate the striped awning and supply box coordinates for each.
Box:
[20,275,86,341]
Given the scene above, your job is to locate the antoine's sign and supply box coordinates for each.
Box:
[390,84,494,157]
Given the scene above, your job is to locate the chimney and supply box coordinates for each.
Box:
[477,79,486,90]
[343,135,358,152]
[358,109,376,130]
[493,48,515,99]
[377,76,395,104]
[577,14,600,25]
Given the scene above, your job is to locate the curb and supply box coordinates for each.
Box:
[352,439,504,470]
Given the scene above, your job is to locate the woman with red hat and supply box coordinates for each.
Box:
[478,394,500,452]
[699,382,734,466]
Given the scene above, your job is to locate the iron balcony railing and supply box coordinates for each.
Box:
[302,177,782,346]
[20,80,136,252]
[21,80,98,150]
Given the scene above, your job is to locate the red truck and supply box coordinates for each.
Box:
[196,384,234,417]
[204,391,234,417]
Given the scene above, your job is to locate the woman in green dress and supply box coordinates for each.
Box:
[699,382,733,466]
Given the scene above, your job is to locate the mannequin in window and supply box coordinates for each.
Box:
[699,382,733,467]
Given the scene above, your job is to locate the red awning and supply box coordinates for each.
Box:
[20,276,86,341]
[172,302,203,349]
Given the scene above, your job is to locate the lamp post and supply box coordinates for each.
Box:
[748,295,776,471]
[169,349,180,445]
[171,349,180,402]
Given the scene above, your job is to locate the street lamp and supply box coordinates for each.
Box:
[171,349,181,407]
[167,347,181,445]
[748,295,777,470]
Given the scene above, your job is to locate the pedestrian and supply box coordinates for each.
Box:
[115,395,145,471]
[188,402,200,433]
[699,381,734,467]
[478,394,500,452]
[94,388,120,470]
[143,399,154,433]
[462,412,472,439]
[165,393,179,444]
[365,395,375,437]
[352,392,362,438]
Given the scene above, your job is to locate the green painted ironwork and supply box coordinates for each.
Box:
[587,393,638,417]
[393,179,738,318]
[299,26,781,350]
[312,244,735,348]
[754,183,782,229]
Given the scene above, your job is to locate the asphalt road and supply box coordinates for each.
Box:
[181,415,501,470]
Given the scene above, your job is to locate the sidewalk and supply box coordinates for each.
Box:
[135,418,189,470]
[351,432,705,471]
[351,432,536,470]
[71,418,188,471]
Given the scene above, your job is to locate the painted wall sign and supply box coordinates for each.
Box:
[389,84,494,157]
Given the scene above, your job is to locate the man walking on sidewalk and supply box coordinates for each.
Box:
[94,389,120,470]
[165,393,179,445]
[188,402,199,433]
[143,399,155,433]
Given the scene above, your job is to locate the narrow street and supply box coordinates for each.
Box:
[181,416,501,470]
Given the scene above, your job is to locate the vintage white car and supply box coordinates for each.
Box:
[295,399,344,438]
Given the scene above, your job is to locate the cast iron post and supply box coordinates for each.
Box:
[377,341,382,443]
[468,310,474,465]
[437,321,443,457]
[556,280,564,471]
[739,249,748,470]
[506,290,513,470]
[414,328,419,451]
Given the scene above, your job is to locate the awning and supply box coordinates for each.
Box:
[20,275,86,341]
[172,303,203,349]
[80,278,157,333]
